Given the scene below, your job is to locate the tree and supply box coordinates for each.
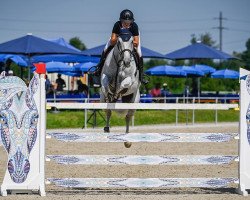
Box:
[190,32,217,48]
[69,37,87,51]
[241,38,250,70]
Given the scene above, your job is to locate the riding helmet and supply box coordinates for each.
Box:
[119,9,134,22]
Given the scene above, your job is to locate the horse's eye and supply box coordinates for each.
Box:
[31,114,39,125]
[0,113,7,125]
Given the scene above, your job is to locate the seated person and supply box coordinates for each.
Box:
[150,83,161,97]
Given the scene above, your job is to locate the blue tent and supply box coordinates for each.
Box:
[0,34,82,55]
[0,54,27,67]
[191,64,216,74]
[74,62,98,73]
[47,38,81,52]
[145,65,187,77]
[165,42,236,60]
[211,69,239,79]
[176,66,205,77]
[82,44,166,59]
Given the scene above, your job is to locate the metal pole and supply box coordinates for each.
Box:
[215,98,218,124]
[192,97,195,125]
[84,98,87,129]
[176,97,179,125]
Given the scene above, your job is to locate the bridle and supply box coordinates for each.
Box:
[113,37,133,68]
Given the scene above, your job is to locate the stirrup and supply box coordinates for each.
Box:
[88,66,101,76]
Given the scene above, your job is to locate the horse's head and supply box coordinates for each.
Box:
[116,30,134,67]
[0,72,39,183]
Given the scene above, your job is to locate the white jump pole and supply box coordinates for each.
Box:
[237,68,250,196]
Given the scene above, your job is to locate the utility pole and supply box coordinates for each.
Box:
[213,11,227,51]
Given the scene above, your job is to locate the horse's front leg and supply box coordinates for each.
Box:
[124,109,135,148]
[104,109,111,133]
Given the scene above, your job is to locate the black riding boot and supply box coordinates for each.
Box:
[139,57,149,85]
[93,45,114,76]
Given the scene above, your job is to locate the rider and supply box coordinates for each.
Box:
[92,9,148,84]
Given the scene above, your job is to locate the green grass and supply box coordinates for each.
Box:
[47,109,239,129]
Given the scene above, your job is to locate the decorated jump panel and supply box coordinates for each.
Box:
[48,132,236,143]
[47,155,237,165]
[0,72,46,196]
[47,177,238,188]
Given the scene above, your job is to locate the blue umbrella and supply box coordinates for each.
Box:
[0,34,84,79]
[60,71,83,77]
[191,64,216,74]
[82,44,166,59]
[45,62,77,73]
[30,37,99,63]
[0,34,82,55]
[0,54,27,67]
[165,42,236,60]
[31,54,99,63]
[211,69,239,79]
[74,62,98,73]
[145,65,187,77]
[176,66,205,77]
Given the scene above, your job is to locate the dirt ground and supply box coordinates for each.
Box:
[1,122,250,200]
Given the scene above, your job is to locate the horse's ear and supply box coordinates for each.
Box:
[28,73,39,96]
[0,75,27,107]
[0,71,6,78]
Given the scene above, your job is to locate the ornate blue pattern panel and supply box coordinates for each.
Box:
[48,132,237,143]
[47,177,238,188]
[0,72,39,183]
[47,155,238,165]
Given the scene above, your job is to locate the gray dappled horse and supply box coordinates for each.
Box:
[0,72,39,183]
[100,31,140,148]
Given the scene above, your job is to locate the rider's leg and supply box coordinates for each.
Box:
[138,56,149,85]
[136,39,149,85]
[93,41,114,76]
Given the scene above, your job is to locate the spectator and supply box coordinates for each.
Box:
[150,83,161,97]
[161,83,169,97]
[184,85,189,97]
[77,79,88,96]
[45,75,53,95]
[55,74,66,91]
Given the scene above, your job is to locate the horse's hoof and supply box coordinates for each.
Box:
[124,142,132,148]
[104,127,110,133]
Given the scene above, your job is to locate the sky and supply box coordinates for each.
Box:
[0,0,249,55]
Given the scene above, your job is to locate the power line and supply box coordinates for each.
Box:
[0,17,213,25]
[229,19,250,24]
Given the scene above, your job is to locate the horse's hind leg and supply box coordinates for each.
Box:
[104,109,111,133]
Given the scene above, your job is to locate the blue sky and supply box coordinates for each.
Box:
[0,0,249,55]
